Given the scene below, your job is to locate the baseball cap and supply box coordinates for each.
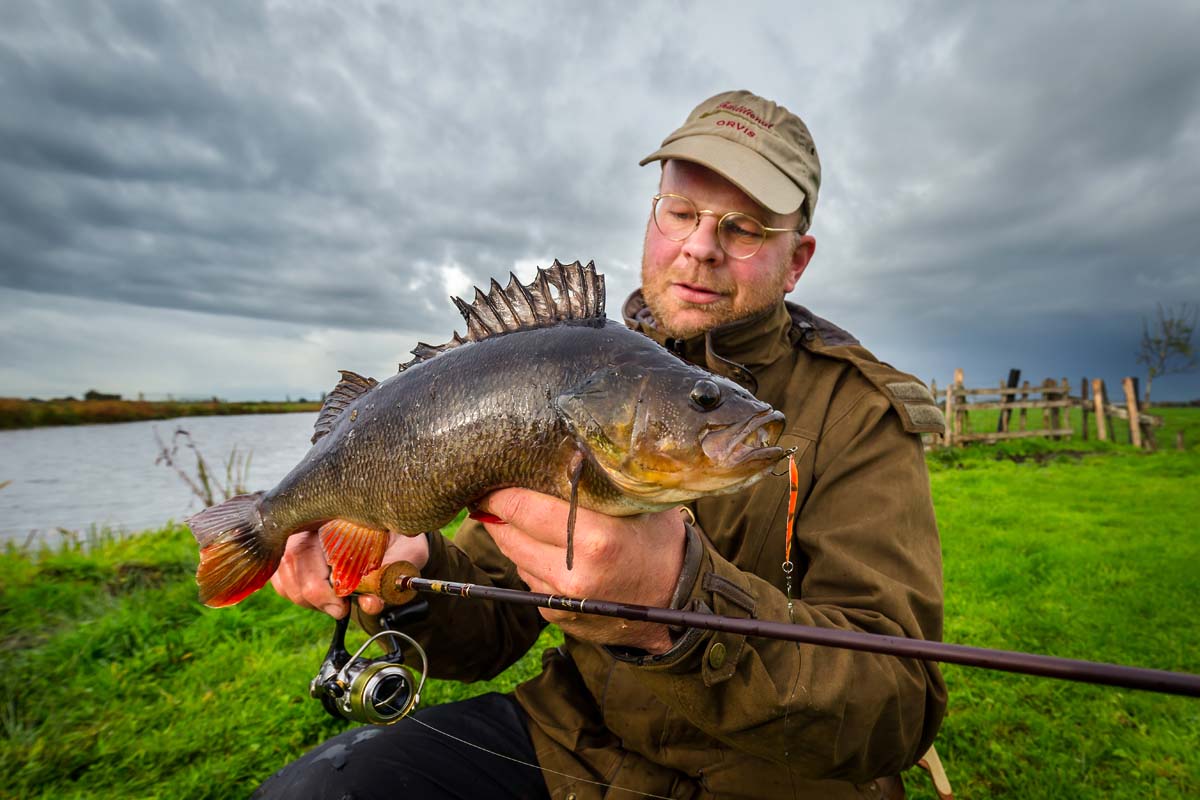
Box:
[640,90,821,226]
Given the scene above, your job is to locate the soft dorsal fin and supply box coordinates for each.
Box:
[312,370,378,444]
[398,260,606,372]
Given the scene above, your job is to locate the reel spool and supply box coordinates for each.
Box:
[309,608,429,726]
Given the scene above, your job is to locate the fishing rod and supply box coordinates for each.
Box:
[362,561,1200,699]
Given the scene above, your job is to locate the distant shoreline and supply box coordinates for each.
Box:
[0,397,321,430]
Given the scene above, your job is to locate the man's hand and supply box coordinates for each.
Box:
[477,489,687,654]
[269,528,430,618]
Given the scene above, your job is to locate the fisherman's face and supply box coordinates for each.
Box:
[641,160,815,340]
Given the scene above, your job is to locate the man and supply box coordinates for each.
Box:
[257,90,947,799]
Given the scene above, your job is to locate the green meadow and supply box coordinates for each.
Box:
[2,411,1198,799]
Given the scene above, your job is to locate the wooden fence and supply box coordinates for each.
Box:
[931,369,1163,449]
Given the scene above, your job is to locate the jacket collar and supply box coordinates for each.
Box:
[622,289,797,392]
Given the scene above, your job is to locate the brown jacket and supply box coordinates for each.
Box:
[365,294,947,799]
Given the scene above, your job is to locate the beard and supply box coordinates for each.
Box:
[640,249,797,340]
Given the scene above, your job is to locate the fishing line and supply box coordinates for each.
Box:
[407,715,676,800]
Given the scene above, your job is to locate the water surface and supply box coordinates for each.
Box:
[0,413,316,546]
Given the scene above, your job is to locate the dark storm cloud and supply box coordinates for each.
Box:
[776,1,1200,398]
[826,2,1200,318]
[2,1,1198,400]
[0,2,691,334]
[0,1,391,321]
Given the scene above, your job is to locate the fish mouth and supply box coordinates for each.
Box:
[588,408,785,505]
[700,410,786,467]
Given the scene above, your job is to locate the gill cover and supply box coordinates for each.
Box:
[555,360,783,501]
[554,363,647,468]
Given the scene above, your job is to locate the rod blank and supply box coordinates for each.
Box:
[395,576,1200,698]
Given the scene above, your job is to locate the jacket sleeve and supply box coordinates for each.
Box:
[354,519,546,682]
[617,388,947,781]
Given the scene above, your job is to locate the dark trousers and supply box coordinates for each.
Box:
[253,692,552,800]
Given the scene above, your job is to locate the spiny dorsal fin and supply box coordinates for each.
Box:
[312,370,378,444]
[406,332,467,367]
[398,260,606,372]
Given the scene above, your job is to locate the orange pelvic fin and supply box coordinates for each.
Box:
[319,519,389,596]
[189,493,280,608]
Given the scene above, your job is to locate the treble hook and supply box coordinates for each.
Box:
[769,446,798,476]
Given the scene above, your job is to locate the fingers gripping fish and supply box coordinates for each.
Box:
[187,261,786,607]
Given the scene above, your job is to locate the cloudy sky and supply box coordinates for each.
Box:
[2,1,1198,403]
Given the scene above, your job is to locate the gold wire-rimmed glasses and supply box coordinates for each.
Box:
[651,193,802,260]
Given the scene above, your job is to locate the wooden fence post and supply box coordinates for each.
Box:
[1104,383,1115,442]
[1178,431,1187,451]
[1080,377,1090,441]
[1131,376,1158,450]
[1042,378,1057,434]
[944,378,956,448]
[998,369,1020,433]
[1122,377,1143,449]
[953,368,966,446]
[998,378,1009,433]
[1091,378,1108,441]
[1144,422,1158,452]
[1061,377,1071,439]
[1019,380,1030,431]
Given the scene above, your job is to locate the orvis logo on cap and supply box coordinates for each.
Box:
[697,101,777,139]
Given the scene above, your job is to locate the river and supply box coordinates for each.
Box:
[0,413,317,547]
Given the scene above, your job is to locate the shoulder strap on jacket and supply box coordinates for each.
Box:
[786,303,945,435]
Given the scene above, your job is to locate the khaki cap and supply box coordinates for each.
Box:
[640,90,821,225]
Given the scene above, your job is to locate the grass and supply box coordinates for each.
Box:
[921,450,1200,798]
[2,415,1198,798]
[1,513,562,799]
[0,398,321,430]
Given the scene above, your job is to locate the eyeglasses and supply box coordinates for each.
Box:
[651,193,802,260]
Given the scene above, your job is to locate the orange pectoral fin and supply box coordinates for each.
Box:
[318,519,390,596]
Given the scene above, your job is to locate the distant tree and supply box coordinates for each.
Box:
[1136,302,1197,407]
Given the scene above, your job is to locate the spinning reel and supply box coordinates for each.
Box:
[309,598,431,726]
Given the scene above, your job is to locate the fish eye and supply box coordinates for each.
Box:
[690,379,722,411]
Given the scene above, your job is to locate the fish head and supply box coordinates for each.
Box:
[555,357,785,504]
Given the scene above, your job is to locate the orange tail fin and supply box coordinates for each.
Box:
[188,492,281,608]
[319,520,389,596]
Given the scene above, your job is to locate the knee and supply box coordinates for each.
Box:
[252,726,413,800]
